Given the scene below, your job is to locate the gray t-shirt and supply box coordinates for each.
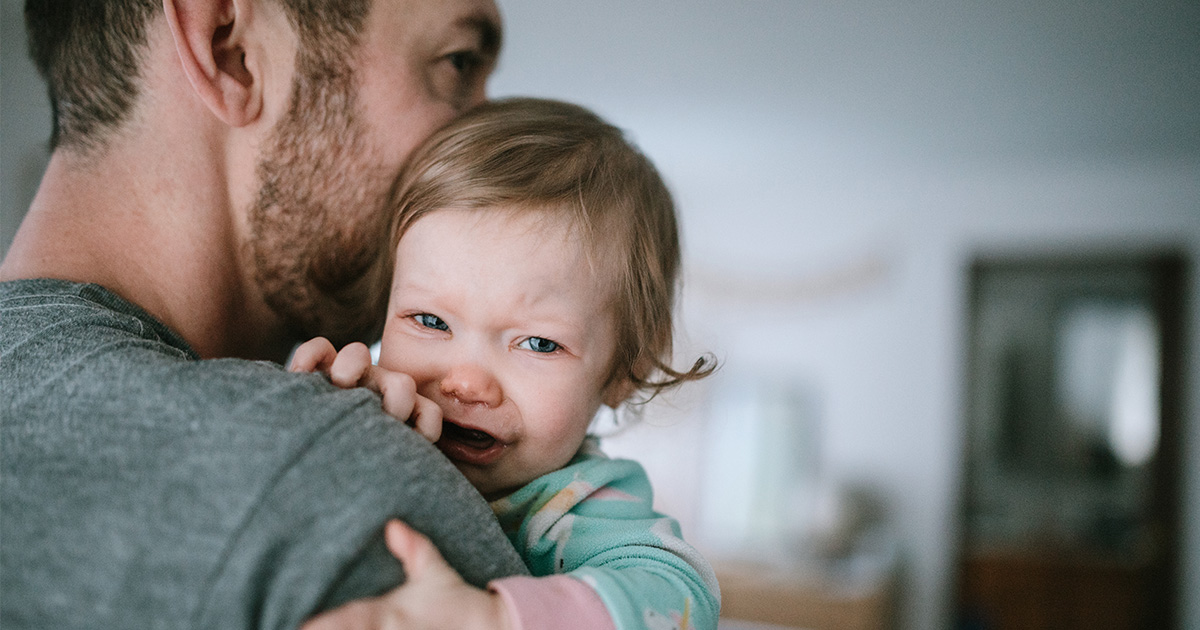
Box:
[0,279,527,629]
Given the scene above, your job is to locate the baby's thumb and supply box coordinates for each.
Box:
[384,520,447,581]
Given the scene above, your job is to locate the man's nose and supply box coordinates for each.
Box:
[440,363,503,408]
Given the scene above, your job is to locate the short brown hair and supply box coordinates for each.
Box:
[24,0,369,152]
[386,97,715,400]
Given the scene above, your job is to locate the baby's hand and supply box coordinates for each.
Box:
[301,520,514,630]
[289,338,443,442]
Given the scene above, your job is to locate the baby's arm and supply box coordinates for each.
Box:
[303,521,516,630]
[301,523,616,630]
[491,444,721,630]
[288,337,443,442]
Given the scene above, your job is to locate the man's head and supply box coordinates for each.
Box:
[246,0,502,346]
[25,0,370,154]
[23,0,502,348]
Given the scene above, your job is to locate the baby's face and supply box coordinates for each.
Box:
[378,207,627,499]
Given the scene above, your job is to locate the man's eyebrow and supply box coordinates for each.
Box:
[459,14,503,58]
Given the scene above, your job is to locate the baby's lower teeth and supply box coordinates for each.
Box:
[462,428,490,441]
[447,424,495,448]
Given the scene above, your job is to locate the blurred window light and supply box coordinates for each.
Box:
[1056,301,1160,468]
[698,377,820,557]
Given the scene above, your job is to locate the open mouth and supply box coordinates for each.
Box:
[435,421,506,466]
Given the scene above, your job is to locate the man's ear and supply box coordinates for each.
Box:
[164,0,262,127]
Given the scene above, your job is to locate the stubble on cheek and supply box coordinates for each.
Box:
[248,70,395,347]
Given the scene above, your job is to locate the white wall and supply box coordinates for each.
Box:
[1,0,51,259]
[4,1,1198,628]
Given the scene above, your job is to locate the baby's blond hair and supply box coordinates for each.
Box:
[385,97,713,400]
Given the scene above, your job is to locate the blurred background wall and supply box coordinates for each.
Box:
[3,1,1198,629]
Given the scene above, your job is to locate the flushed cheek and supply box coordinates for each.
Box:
[377,331,429,370]
[392,365,443,401]
[527,400,597,454]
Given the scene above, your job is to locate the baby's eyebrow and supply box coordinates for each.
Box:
[391,276,438,298]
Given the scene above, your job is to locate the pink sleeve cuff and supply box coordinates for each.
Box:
[488,575,616,630]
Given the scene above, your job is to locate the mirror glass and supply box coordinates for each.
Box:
[956,255,1184,630]
[1056,300,1159,470]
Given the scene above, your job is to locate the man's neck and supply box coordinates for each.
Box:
[0,145,292,363]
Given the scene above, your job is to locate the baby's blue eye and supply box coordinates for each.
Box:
[415,314,449,331]
[519,337,560,353]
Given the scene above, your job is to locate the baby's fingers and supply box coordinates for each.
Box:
[371,370,443,442]
[407,395,443,443]
[384,520,448,581]
[300,596,382,630]
[288,337,337,373]
[329,342,374,388]
[371,368,417,419]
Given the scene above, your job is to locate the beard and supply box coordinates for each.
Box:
[247,61,394,348]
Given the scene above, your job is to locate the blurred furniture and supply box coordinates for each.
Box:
[715,556,895,630]
[959,547,1159,630]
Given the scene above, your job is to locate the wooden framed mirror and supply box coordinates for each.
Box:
[954,253,1186,630]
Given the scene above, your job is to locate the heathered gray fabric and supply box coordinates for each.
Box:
[0,279,527,629]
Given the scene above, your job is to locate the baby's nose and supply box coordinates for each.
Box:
[440,363,503,408]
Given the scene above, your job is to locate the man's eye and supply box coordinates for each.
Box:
[518,337,560,354]
[446,51,480,74]
[414,314,449,331]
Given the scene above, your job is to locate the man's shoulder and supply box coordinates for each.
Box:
[0,277,376,437]
[1,280,527,628]
[1,277,197,357]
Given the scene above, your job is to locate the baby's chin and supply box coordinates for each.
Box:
[453,464,516,502]
[461,466,549,503]
[476,480,525,503]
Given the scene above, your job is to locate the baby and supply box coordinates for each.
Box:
[291,97,719,630]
